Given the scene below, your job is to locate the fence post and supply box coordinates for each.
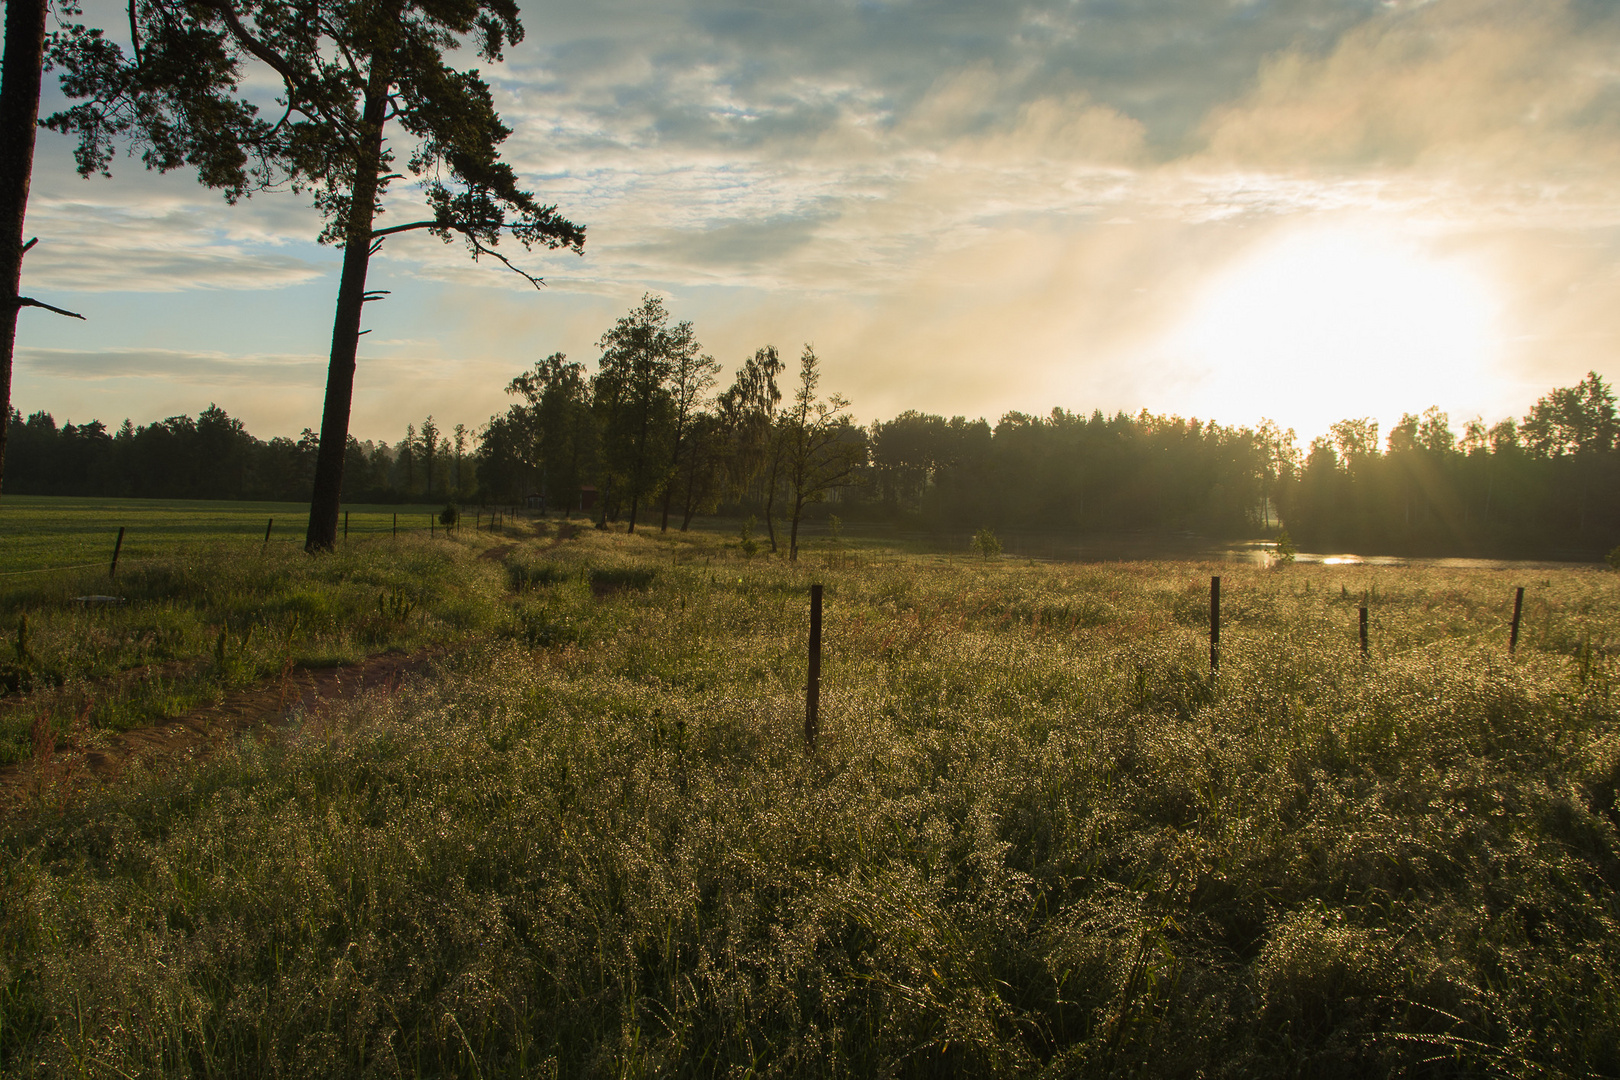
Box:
[263,517,273,551]
[392,512,397,538]
[109,526,125,579]
[344,511,349,540]
[1209,575,1221,674]
[1509,586,1525,655]
[430,515,435,538]
[806,583,823,750]
[1359,599,1369,659]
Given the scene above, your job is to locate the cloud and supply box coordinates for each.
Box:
[23,157,333,293]
[19,0,1620,443]
[11,342,541,442]
[16,346,329,386]
[1199,0,1620,184]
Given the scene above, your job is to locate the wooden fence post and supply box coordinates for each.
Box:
[1209,575,1221,674]
[344,511,349,540]
[392,512,397,538]
[109,526,125,579]
[263,518,273,551]
[806,583,823,750]
[1510,586,1525,655]
[1359,601,1369,659]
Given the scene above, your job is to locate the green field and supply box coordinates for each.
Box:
[1,502,1618,1076]
[0,497,538,763]
[0,495,518,575]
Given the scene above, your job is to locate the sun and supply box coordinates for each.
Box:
[1164,223,1505,439]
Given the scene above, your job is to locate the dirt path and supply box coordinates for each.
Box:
[1,527,566,811]
[1,647,447,810]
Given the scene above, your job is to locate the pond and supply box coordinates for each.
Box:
[930,530,1606,570]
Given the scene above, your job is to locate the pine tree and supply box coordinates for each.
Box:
[47,0,583,547]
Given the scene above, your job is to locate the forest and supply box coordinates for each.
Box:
[5,295,1619,559]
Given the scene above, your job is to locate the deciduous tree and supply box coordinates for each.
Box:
[779,345,864,562]
[504,350,593,513]
[659,341,718,531]
[716,345,783,548]
[592,295,694,532]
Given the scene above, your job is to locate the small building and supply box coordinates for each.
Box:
[578,485,598,513]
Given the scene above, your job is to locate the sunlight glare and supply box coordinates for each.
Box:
[1164,224,1505,439]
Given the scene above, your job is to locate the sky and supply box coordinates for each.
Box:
[15,0,1620,447]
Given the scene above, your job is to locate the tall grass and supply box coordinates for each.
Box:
[0,536,510,763]
[2,529,1617,1076]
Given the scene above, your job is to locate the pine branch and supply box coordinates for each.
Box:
[367,219,549,288]
[14,297,87,319]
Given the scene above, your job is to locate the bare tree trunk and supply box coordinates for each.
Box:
[0,0,48,492]
[680,462,703,530]
[306,46,392,552]
[788,495,804,561]
[763,437,783,553]
[626,386,653,534]
[660,422,681,531]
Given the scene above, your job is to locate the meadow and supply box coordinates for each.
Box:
[0,498,528,763]
[1,499,1617,1076]
[0,495,511,575]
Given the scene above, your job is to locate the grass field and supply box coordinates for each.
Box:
[0,495,523,576]
[0,497,540,765]
[1,500,1618,1076]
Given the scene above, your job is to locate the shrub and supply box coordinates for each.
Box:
[971,526,1001,560]
[1274,528,1297,566]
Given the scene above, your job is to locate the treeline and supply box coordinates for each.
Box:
[1281,375,1620,555]
[7,287,1619,559]
[861,409,1277,534]
[3,406,478,504]
[857,376,1620,556]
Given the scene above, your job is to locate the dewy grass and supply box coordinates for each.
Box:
[0,495,473,575]
[1,530,1618,1076]
[0,535,512,763]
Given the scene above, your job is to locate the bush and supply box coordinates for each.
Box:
[1274,528,1297,566]
[971,526,1001,559]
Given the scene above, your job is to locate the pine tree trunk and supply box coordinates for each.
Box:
[0,0,48,492]
[305,48,392,552]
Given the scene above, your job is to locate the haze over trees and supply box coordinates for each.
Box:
[5,280,1618,561]
[480,297,863,561]
[46,0,584,550]
[1283,374,1620,554]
